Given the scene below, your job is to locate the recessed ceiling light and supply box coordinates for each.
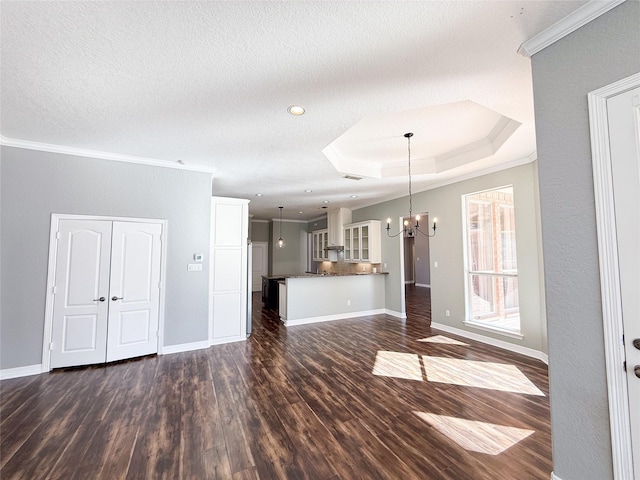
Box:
[298,211,303,214]
[288,105,305,115]
[350,195,358,198]
[322,200,330,204]
[255,193,263,197]
[304,189,312,193]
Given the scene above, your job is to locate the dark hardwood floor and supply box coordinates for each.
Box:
[0,288,551,479]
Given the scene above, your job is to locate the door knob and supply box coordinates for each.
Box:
[93,297,105,302]
[633,339,640,350]
[635,365,640,379]
[111,296,123,301]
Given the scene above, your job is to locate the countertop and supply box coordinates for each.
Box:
[264,272,388,280]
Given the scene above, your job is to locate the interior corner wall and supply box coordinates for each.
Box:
[353,162,546,353]
[530,2,640,479]
[0,147,212,370]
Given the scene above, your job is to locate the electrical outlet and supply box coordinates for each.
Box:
[445,309,450,317]
[347,300,351,306]
[434,261,439,267]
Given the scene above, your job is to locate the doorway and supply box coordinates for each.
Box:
[589,73,640,479]
[403,212,432,323]
[43,215,166,370]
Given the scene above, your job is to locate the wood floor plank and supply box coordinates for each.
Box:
[0,287,552,479]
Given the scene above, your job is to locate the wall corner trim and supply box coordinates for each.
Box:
[550,472,564,480]
[0,364,44,380]
[518,0,626,57]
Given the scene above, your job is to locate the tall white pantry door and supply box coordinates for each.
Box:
[50,219,162,369]
[608,86,640,480]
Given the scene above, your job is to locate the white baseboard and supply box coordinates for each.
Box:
[209,336,247,346]
[415,283,430,288]
[384,309,407,319]
[430,322,549,364]
[285,309,386,327]
[0,363,43,380]
[161,340,210,355]
[550,472,563,480]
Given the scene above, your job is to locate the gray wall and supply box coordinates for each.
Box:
[0,147,212,369]
[353,162,546,353]
[415,223,431,286]
[404,237,414,283]
[531,1,640,479]
[250,220,270,242]
[271,220,309,276]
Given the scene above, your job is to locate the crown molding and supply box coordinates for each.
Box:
[0,135,216,174]
[518,0,626,58]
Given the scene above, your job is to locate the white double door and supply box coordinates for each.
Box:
[50,219,162,368]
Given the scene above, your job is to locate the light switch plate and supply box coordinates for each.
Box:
[187,263,203,272]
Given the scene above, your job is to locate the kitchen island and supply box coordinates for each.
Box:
[278,272,387,326]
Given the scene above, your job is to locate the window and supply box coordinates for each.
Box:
[463,186,520,335]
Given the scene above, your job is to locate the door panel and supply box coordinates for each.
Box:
[50,220,112,368]
[608,86,640,478]
[252,242,268,292]
[106,221,161,362]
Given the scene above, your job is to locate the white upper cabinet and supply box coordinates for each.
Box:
[344,220,381,263]
[312,229,329,261]
[327,208,352,246]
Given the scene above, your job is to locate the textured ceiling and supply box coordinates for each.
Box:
[0,1,588,220]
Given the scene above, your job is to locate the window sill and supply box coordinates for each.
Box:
[463,320,524,340]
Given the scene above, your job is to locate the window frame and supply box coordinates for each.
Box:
[461,185,522,338]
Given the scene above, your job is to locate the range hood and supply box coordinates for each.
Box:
[326,207,352,251]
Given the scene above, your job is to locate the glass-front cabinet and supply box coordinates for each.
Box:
[312,229,328,261]
[344,228,351,261]
[343,220,381,263]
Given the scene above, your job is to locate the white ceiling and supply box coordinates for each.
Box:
[0,1,588,221]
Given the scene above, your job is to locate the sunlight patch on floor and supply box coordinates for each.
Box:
[417,335,468,346]
[414,412,535,455]
[421,356,545,396]
[372,351,423,381]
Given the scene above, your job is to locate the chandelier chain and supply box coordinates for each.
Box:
[407,133,412,221]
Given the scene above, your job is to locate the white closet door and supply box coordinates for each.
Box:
[608,86,640,479]
[106,221,162,362]
[50,220,112,368]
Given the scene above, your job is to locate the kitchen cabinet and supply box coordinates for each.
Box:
[312,229,329,261]
[262,275,284,309]
[344,220,381,263]
[327,208,352,247]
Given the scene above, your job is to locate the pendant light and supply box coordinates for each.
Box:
[277,206,285,248]
[386,133,438,238]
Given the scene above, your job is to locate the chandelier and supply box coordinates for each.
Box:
[386,132,437,238]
